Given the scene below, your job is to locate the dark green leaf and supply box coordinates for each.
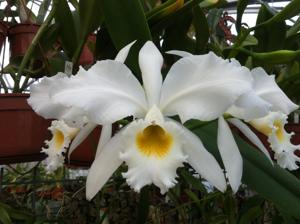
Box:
[269,0,300,24]
[193,121,300,219]
[236,0,249,33]
[36,0,51,24]
[54,0,78,58]
[180,168,207,193]
[254,5,286,52]
[101,0,151,50]
[287,17,300,38]
[0,207,12,224]
[193,6,209,53]
[79,0,103,37]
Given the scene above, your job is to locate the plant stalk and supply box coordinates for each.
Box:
[14,0,57,92]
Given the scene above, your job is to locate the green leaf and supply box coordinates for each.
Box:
[0,207,12,224]
[193,6,209,52]
[180,168,207,193]
[151,0,202,33]
[147,0,184,25]
[269,0,300,24]
[79,0,103,37]
[287,17,300,38]
[101,0,151,50]
[54,0,78,58]
[193,121,300,220]
[136,186,150,224]
[240,35,258,47]
[236,48,300,64]
[162,8,195,53]
[36,0,51,24]
[236,0,249,33]
[254,5,286,52]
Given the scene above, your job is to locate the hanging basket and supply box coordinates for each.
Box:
[0,93,50,164]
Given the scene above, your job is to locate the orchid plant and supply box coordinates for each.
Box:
[28,40,299,202]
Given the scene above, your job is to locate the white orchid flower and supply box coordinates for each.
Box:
[227,67,298,121]
[42,120,79,173]
[39,41,254,199]
[28,42,136,167]
[249,112,300,170]
[167,50,298,192]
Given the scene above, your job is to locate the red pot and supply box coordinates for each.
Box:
[8,23,40,59]
[0,21,8,51]
[0,94,100,166]
[78,34,96,66]
[0,93,50,164]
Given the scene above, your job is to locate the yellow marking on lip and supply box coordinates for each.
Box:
[136,125,173,158]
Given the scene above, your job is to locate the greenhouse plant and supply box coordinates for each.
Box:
[0,0,300,223]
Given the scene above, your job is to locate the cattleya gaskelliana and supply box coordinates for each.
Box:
[28,41,298,200]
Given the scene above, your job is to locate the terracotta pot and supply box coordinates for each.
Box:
[78,34,96,66]
[0,94,103,166]
[0,21,8,50]
[8,23,40,58]
[0,93,50,164]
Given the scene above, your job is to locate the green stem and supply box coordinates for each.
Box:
[136,186,150,224]
[14,0,57,92]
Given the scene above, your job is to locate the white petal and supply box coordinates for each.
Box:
[228,118,273,163]
[95,124,112,158]
[166,50,193,58]
[227,90,271,121]
[120,119,187,193]
[86,130,124,200]
[28,73,69,119]
[160,52,253,122]
[51,61,148,124]
[177,122,227,192]
[251,67,298,114]
[68,122,97,159]
[217,117,242,193]
[275,151,300,170]
[139,41,163,106]
[114,41,136,63]
[42,120,79,172]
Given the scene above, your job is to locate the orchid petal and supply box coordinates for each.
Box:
[28,73,69,119]
[95,124,112,158]
[227,90,271,121]
[251,67,298,114]
[166,50,193,58]
[51,61,148,124]
[217,117,242,193]
[139,41,163,106]
[178,123,227,192]
[68,122,97,159]
[160,52,253,122]
[228,118,273,163]
[114,41,136,63]
[86,130,125,200]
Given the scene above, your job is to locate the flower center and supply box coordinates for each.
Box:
[136,125,173,158]
[54,130,64,151]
